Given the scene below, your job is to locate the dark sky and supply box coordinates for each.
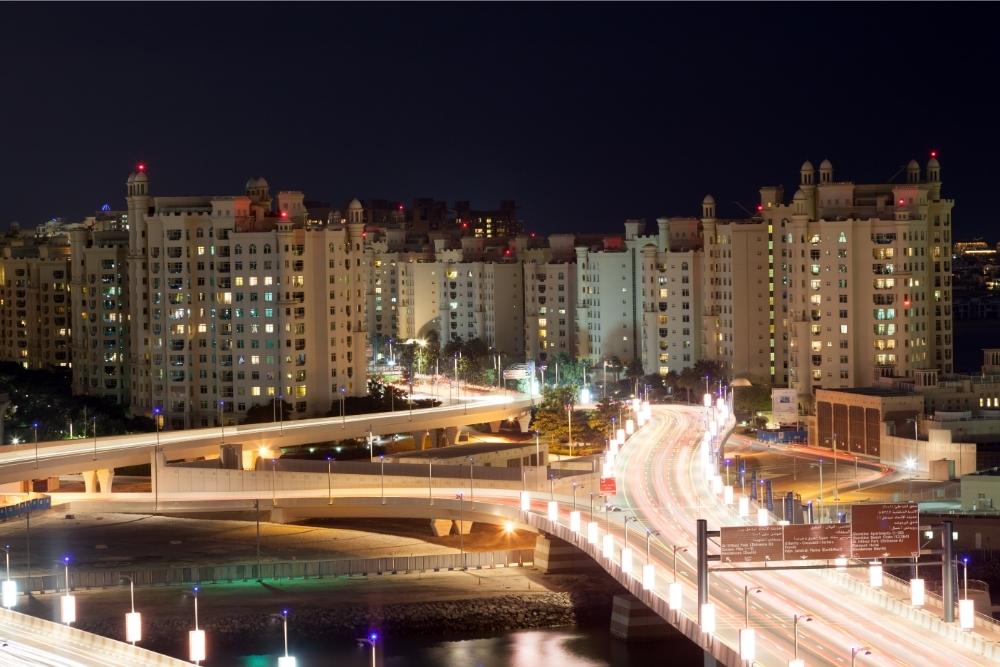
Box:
[1,3,995,239]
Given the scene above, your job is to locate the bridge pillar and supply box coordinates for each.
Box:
[96,468,115,494]
[488,420,502,433]
[82,470,98,494]
[241,449,259,471]
[429,519,453,537]
[610,593,683,642]
[409,431,431,450]
[516,414,531,433]
[533,535,601,574]
[454,519,473,535]
[443,426,460,447]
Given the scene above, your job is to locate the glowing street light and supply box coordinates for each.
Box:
[868,561,883,588]
[740,585,762,661]
[960,556,975,630]
[189,586,206,665]
[32,421,39,468]
[669,545,687,612]
[275,609,297,667]
[789,613,812,667]
[851,646,872,667]
[59,555,75,625]
[121,574,141,644]
[700,602,716,635]
[3,545,17,609]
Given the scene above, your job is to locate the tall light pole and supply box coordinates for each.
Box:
[152,407,162,512]
[32,421,39,468]
[2,545,16,609]
[571,481,578,511]
[672,545,687,582]
[218,400,225,444]
[456,492,465,568]
[565,403,573,458]
[122,574,141,644]
[379,455,386,505]
[271,610,296,667]
[340,386,347,428]
[645,528,659,562]
[60,555,75,625]
[92,416,98,461]
[792,614,813,666]
[468,456,475,501]
[741,585,762,661]
[831,432,840,502]
[326,456,333,505]
[189,586,205,666]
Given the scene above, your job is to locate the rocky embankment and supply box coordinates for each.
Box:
[78,587,614,655]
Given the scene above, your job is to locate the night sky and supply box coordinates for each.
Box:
[1,4,996,239]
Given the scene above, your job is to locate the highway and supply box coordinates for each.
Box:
[617,404,997,666]
[0,393,533,485]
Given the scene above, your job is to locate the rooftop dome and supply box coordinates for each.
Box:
[132,171,148,184]
[348,198,363,210]
[907,159,920,169]
[792,188,807,201]
[702,194,715,205]
[800,160,815,172]
[927,157,940,169]
[245,177,269,190]
[819,159,833,170]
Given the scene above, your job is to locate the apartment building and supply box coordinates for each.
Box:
[67,212,130,403]
[522,234,577,363]
[758,157,954,402]
[0,232,72,369]
[124,167,367,429]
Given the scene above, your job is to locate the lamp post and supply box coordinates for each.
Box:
[791,614,812,666]
[851,646,872,667]
[60,555,75,625]
[152,407,162,512]
[340,386,347,428]
[32,421,39,468]
[2,545,16,609]
[565,403,573,458]
[468,456,475,501]
[218,400,225,444]
[92,416,98,461]
[367,430,375,463]
[905,457,917,501]
[456,493,465,568]
[274,609,296,667]
[122,574,141,644]
[741,585,762,662]
[271,457,277,505]
[189,586,206,665]
[379,456,386,505]
[326,456,333,505]
[645,528,659,562]
[571,481,578,511]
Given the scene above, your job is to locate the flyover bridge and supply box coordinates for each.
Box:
[0,393,533,489]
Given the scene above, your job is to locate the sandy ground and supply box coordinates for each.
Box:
[0,512,536,576]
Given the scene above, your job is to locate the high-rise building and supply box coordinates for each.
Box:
[68,211,130,403]
[0,231,72,369]
[758,157,954,403]
[124,167,367,429]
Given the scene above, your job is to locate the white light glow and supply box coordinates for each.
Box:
[547,501,558,521]
[910,578,925,608]
[2,580,16,609]
[570,511,581,533]
[711,476,723,495]
[625,419,635,435]
[789,660,805,667]
[738,496,749,518]
[278,658,298,667]
[580,387,592,404]
[520,491,530,512]
[701,603,716,634]
[960,598,975,630]
[723,485,734,505]
[621,547,633,575]
[869,562,883,588]
[587,521,599,545]
[603,533,614,560]
[60,594,76,625]
[739,627,756,661]
[757,508,769,526]
[125,611,142,643]
[703,393,713,408]
[642,563,655,591]
[668,582,683,610]
[835,557,848,570]
[616,428,625,443]
[189,629,206,662]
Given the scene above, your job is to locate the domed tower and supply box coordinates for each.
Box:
[906,159,921,184]
[245,177,272,219]
[701,194,716,220]
[800,160,815,186]
[818,159,833,184]
[792,188,809,216]
[926,155,942,199]
[125,163,151,252]
[347,198,364,225]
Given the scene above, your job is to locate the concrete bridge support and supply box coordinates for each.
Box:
[429,519,453,537]
[516,414,532,433]
[443,426,460,447]
[533,535,602,574]
[455,519,473,535]
[488,420,503,433]
[610,594,683,642]
[96,469,114,494]
[82,470,98,494]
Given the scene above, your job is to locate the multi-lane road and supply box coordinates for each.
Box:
[617,404,997,666]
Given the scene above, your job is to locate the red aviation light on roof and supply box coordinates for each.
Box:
[756,204,763,212]
[930,150,938,158]
[137,163,146,172]
[280,210,288,218]
[898,199,905,205]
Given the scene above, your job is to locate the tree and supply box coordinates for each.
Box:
[531,385,576,446]
[586,395,617,441]
[242,399,292,425]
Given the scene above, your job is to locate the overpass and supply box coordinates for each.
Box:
[0,393,533,490]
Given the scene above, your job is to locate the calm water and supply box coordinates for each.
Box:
[232,627,703,667]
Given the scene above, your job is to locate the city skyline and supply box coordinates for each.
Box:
[2,4,998,237]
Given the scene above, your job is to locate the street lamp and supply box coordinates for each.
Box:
[960,556,975,630]
[456,493,466,568]
[274,609,296,667]
[851,646,872,667]
[379,455,386,505]
[32,421,39,468]
[905,456,917,501]
[790,614,812,667]
[340,386,347,428]
[59,555,75,625]
[468,456,475,501]
[2,545,16,609]
[218,400,225,444]
[189,586,206,665]
[326,456,333,505]
[121,574,141,644]
[741,585,762,661]
[565,403,574,458]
